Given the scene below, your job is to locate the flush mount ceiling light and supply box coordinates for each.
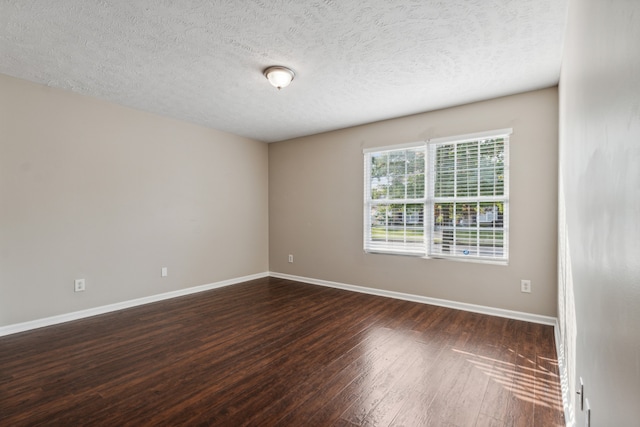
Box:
[263,66,295,90]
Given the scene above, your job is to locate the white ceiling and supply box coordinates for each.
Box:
[0,0,568,143]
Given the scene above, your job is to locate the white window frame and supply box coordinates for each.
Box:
[363,128,511,264]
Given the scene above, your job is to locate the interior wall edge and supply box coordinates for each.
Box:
[555,318,574,427]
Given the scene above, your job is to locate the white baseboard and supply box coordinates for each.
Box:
[0,272,269,337]
[555,319,574,427]
[1,271,557,338]
[270,272,557,326]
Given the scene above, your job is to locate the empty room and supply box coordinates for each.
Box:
[1,1,638,426]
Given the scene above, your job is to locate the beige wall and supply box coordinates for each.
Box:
[558,0,640,425]
[269,88,558,316]
[0,74,269,326]
[0,76,557,326]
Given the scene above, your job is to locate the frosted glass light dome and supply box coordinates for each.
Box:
[264,66,295,90]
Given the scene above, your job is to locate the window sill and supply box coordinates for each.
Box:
[364,249,508,265]
[423,255,508,266]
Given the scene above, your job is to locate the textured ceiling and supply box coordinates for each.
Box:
[0,0,568,142]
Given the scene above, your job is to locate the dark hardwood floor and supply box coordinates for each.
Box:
[0,277,564,426]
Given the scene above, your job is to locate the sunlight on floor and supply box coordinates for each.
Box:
[453,347,563,411]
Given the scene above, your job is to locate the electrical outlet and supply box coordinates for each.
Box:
[520,279,531,293]
[161,267,168,277]
[288,254,293,263]
[74,278,86,292]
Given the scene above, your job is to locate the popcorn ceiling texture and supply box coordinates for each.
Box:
[0,0,567,142]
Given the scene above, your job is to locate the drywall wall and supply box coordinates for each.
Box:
[0,74,269,326]
[269,88,558,316]
[558,0,640,425]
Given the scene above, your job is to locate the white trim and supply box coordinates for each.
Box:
[427,128,513,145]
[555,319,574,427]
[363,141,425,154]
[0,272,269,337]
[270,272,556,326]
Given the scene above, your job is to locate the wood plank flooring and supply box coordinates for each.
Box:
[0,277,564,426]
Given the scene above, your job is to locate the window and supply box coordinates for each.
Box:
[364,129,510,263]
[363,143,426,256]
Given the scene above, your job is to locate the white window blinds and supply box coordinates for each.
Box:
[427,132,509,262]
